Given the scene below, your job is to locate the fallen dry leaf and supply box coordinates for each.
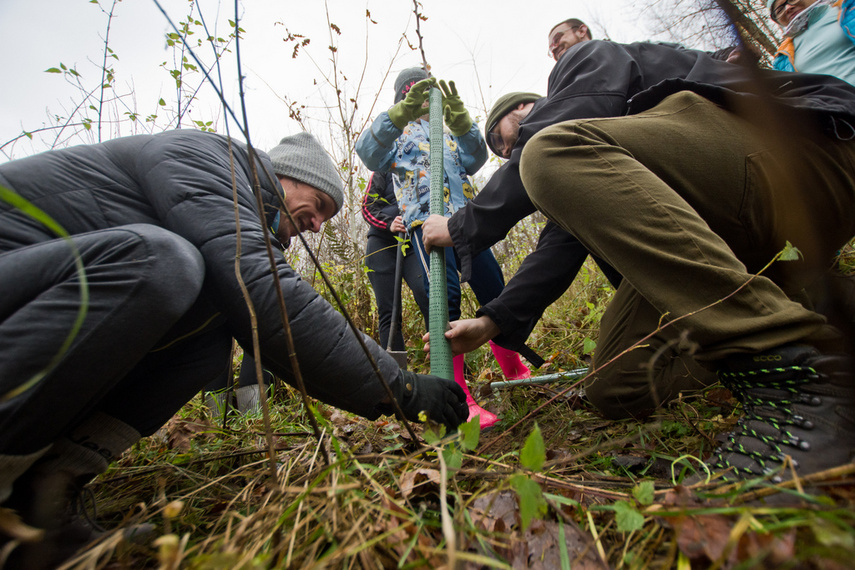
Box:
[668,512,796,567]
[161,417,217,452]
[399,468,441,500]
[465,491,607,569]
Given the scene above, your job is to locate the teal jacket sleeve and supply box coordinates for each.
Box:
[455,121,488,175]
[356,111,401,173]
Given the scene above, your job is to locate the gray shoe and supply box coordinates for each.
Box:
[708,344,855,483]
[235,385,262,414]
[206,385,265,419]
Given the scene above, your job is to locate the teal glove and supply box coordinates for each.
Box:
[438,79,472,136]
[387,77,437,129]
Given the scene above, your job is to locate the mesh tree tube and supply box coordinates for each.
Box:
[428,86,453,380]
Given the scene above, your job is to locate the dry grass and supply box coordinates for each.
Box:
[53,254,855,569]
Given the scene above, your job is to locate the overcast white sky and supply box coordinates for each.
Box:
[0,0,688,163]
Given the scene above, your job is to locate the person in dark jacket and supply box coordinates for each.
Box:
[429,33,760,364]
[548,18,592,62]
[457,92,624,360]
[361,170,429,352]
[548,17,757,68]
[0,129,467,568]
[423,39,855,484]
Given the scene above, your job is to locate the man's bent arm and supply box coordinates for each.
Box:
[477,222,621,351]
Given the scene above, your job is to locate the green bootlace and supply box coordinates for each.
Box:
[712,363,819,477]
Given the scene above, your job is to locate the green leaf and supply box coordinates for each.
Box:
[442,444,462,473]
[583,337,597,353]
[543,492,580,509]
[520,423,545,472]
[613,500,644,533]
[45,67,62,74]
[558,521,572,570]
[458,415,480,451]
[811,519,855,549]
[510,474,546,531]
[632,480,655,506]
[159,98,166,106]
[779,240,803,261]
[422,423,440,445]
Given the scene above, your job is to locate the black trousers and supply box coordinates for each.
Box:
[0,224,231,454]
[365,233,429,351]
[204,352,273,392]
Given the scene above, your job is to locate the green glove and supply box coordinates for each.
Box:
[390,370,468,433]
[438,79,472,136]
[387,77,437,130]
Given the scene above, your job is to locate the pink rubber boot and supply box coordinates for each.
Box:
[454,354,499,429]
[489,341,531,380]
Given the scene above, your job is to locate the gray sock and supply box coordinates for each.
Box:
[41,413,141,483]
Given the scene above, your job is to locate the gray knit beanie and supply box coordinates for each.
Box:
[267,132,344,214]
[485,92,542,155]
[394,67,429,103]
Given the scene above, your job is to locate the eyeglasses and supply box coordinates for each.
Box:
[547,26,580,58]
[488,128,507,158]
[771,0,799,22]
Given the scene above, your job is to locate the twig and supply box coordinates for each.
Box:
[95,0,119,142]
[411,0,430,74]
[437,450,457,569]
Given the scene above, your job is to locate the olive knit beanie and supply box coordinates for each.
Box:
[394,67,429,103]
[267,132,344,214]
[485,92,541,155]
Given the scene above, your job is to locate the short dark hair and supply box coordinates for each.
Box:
[548,18,592,40]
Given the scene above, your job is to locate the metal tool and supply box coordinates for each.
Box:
[489,367,590,390]
[385,233,408,369]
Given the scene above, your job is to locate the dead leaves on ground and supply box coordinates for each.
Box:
[372,472,607,570]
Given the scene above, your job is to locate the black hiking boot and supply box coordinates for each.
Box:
[1,467,156,569]
[707,344,855,484]
[1,468,105,569]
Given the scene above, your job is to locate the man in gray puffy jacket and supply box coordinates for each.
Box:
[0,129,467,568]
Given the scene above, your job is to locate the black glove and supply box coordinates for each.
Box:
[392,370,468,433]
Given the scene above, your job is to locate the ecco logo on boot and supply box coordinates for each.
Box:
[753,354,783,363]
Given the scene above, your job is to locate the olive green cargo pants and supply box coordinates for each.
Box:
[520,91,855,419]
